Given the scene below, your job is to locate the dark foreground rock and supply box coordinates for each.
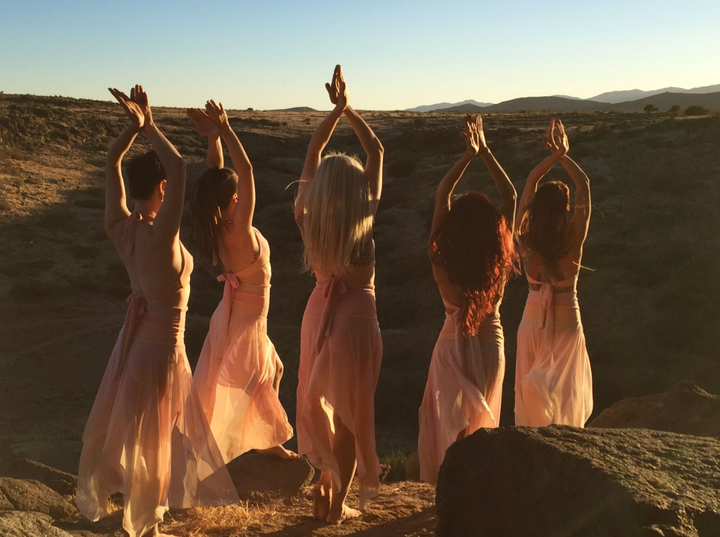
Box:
[0,510,72,537]
[4,459,78,496]
[590,381,720,438]
[0,478,76,519]
[226,452,315,496]
[436,426,720,537]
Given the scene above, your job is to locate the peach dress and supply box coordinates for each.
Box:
[514,272,593,426]
[295,224,382,508]
[77,213,238,537]
[193,228,293,463]
[418,299,505,485]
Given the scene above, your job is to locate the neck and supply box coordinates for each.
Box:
[133,200,159,219]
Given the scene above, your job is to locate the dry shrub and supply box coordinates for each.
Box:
[162,502,274,537]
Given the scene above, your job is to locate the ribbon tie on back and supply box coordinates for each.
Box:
[114,291,147,379]
[314,277,348,353]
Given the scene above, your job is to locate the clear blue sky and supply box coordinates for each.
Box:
[1,0,718,110]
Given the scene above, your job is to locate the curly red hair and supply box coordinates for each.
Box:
[431,192,519,336]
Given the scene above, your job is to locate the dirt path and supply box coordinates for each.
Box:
[58,482,436,537]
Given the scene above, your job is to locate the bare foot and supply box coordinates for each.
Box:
[326,504,362,525]
[256,445,301,460]
[311,482,331,521]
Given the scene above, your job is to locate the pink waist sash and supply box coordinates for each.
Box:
[306,278,377,353]
[115,292,186,379]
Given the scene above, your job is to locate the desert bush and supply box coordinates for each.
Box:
[413,117,428,129]
[685,105,710,116]
[669,105,682,115]
[379,451,408,482]
[644,104,658,113]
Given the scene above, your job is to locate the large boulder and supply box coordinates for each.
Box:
[4,460,77,496]
[226,453,315,496]
[0,478,76,520]
[0,511,73,537]
[436,426,720,537]
[590,381,720,438]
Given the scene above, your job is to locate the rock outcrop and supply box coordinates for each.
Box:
[0,478,76,520]
[4,459,77,496]
[436,426,720,537]
[226,453,315,496]
[0,511,73,537]
[590,381,720,438]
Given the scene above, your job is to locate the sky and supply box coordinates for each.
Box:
[1,0,719,110]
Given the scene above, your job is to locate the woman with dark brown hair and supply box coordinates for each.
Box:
[418,114,518,486]
[187,100,297,463]
[514,118,593,427]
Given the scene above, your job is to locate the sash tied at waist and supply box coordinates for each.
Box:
[314,277,348,354]
[115,291,147,380]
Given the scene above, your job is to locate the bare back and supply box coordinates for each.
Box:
[108,214,189,308]
[217,224,264,284]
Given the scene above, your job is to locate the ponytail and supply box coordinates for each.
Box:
[190,167,238,274]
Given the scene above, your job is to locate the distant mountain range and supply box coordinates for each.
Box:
[408,84,720,113]
[406,100,492,113]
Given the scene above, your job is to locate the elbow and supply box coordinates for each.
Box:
[166,156,186,176]
[371,136,384,156]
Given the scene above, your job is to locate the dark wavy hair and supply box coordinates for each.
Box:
[126,150,166,200]
[431,192,519,336]
[518,181,571,265]
[190,167,238,273]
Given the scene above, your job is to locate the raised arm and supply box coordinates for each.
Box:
[295,65,346,220]
[516,118,564,233]
[343,106,383,207]
[187,108,223,168]
[430,114,480,239]
[205,100,255,234]
[130,85,186,243]
[475,115,516,230]
[105,88,141,234]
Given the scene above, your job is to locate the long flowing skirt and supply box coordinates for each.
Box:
[418,318,505,485]
[296,283,382,508]
[194,300,293,463]
[514,293,593,427]
[77,321,238,537]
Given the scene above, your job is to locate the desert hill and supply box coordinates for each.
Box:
[591,83,720,104]
[609,91,720,112]
[0,94,719,483]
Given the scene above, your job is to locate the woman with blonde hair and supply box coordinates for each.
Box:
[418,114,518,485]
[77,86,237,537]
[514,118,593,427]
[294,65,383,524]
[187,100,297,463]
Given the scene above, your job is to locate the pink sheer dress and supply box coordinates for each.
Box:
[295,219,382,509]
[193,228,293,463]
[77,212,238,537]
[514,271,593,427]
[418,298,505,485]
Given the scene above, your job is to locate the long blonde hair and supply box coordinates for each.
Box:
[299,153,374,276]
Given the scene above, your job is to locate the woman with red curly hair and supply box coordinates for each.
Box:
[514,118,592,427]
[418,114,518,485]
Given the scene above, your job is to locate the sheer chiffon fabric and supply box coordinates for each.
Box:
[514,277,593,427]
[296,278,383,509]
[77,213,238,537]
[193,229,293,463]
[418,301,505,485]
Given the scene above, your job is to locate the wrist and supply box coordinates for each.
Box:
[478,146,490,157]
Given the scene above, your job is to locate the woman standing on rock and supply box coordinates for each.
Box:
[418,114,518,486]
[294,65,383,524]
[514,118,593,427]
[77,86,238,537]
[187,100,297,462]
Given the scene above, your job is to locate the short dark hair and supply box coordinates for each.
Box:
[126,150,166,200]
